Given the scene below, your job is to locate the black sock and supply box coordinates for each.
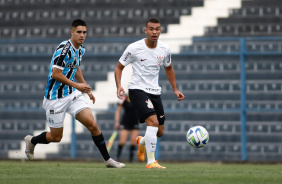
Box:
[117,144,123,159]
[92,133,110,161]
[129,145,135,162]
[31,132,50,145]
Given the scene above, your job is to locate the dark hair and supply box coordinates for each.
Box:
[72,19,87,28]
[146,17,161,26]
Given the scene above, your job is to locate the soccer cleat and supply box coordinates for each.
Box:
[136,136,146,162]
[24,135,35,160]
[146,161,166,169]
[105,158,125,168]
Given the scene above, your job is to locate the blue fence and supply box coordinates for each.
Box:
[181,37,282,161]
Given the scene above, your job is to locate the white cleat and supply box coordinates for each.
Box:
[24,135,35,160]
[105,158,125,168]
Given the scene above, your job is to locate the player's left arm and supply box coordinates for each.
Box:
[75,67,95,104]
[164,64,185,101]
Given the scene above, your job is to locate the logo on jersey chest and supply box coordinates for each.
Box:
[156,56,163,65]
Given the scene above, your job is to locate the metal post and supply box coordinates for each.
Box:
[71,117,77,158]
[155,138,161,159]
[240,38,247,161]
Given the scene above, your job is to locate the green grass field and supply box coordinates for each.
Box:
[1,160,281,184]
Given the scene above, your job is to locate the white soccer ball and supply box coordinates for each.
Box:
[186,126,209,148]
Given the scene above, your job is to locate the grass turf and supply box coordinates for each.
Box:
[0,160,281,184]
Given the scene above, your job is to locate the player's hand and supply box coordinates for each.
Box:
[87,91,95,104]
[117,86,125,99]
[76,83,92,93]
[174,90,185,101]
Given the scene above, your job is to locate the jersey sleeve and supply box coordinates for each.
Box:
[53,42,71,70]
[163,47,171,67]
[119,44,134,66]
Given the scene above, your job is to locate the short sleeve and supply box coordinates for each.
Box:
[119,44,134,66]
[53,42,71,70]
[163,47,171,67]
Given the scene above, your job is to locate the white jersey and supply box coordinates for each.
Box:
[119,39,171,95]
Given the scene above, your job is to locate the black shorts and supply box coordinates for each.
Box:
[120,121,139,130]
[129,89,165,125]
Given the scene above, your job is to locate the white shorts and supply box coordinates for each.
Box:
[42,90,90,128]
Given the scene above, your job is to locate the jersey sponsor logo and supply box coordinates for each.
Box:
[146,99,154,109]
[160,115,165,118]
[146,88,160,92]
[67,63,78,69]
[61,42,71,56]
[140,59,147,61]
[156,56,163,65]
[50,109,63,114]
[123,52,131,61]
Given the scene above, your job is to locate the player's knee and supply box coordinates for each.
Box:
[153,120,159,127]
[157,130,163,137]
[145,115,159,127]
[147,119,159,127]
[87,122,100,134]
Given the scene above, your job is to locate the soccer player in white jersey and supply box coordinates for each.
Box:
[115,17,185,168]
[24,19,125,168]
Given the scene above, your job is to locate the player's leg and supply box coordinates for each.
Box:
[25,125,64,161]
[24,97,66,160]
[119,129,129,146]
[75,108,124,167]
[144,94,166,169]
[143,115,165,168]
[117,129,129,161]
[129,89,154,162]
[157,124,164,137]
[129,129,139,162]
[149,93,165,137]
[129,89,165,168]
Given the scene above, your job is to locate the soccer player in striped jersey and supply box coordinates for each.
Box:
[24,19,125,168]
[115,17,185,168]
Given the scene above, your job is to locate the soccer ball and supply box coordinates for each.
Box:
[186,126,209,148]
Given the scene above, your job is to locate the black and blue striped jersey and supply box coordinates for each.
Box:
[44,39,85,99]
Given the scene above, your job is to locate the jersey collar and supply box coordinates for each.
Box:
[69,39,79,51]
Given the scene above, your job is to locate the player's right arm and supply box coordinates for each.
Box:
[115,44,134,99]
[52,68,91,93]
[114,62,125,99]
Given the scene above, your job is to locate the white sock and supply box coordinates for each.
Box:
[144,126,158,165]
[140,137,145,146]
